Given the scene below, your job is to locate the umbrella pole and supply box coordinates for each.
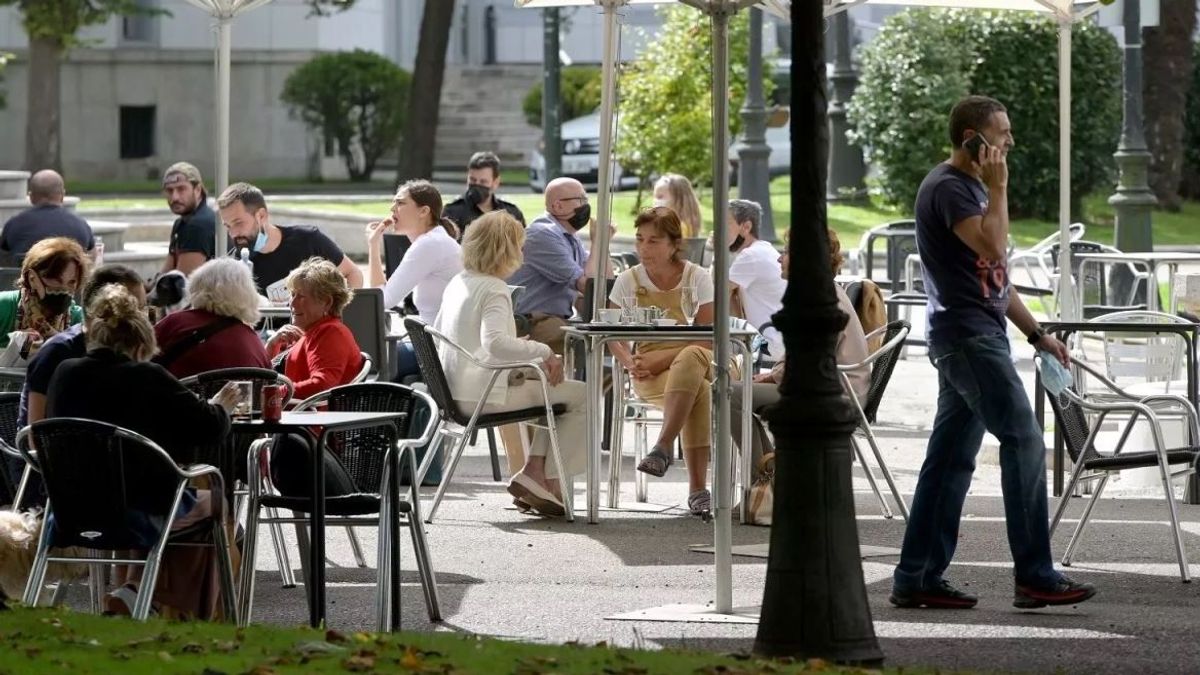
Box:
[709,1,733,616]
[215,13,232,258]
[1056,14,1075,320]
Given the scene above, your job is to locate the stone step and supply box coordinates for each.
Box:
[0,171,28,200]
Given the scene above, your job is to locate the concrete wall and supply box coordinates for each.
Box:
[0,48,318,181]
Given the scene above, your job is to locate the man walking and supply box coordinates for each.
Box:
[443,151,526,237]
[159,162,218,275]
[891,95,1096,610]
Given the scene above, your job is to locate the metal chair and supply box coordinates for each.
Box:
[240,382,441,629]
[404,317,572,523]
[839,320,911,520]
[342,288,389,381]
[179,368,300,585]
[1008,223,1086,296]
[0,392,28,508]
[1040,355,1199,582]
[1087,311,1191,396]
[351,351,373,384]
[18,418,238,621]
[681,238,708,266]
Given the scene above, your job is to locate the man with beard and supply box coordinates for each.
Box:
[159,162,219,275]
[217,182,362,296]
[442,151,526,238]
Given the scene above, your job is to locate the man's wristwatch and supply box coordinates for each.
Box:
[1026,328,1047,345]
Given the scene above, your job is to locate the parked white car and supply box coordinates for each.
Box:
[528,111,791,192]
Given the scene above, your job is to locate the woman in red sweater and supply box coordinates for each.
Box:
[264,257,363,497]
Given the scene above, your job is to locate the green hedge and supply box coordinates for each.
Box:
[847,9,1121,219]
[1183,39,1200,198]
[523,66,603,127]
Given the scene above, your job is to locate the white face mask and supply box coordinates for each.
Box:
[652,198,670,208]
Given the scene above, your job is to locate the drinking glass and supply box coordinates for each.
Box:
[680,287,699,325]
[232,380,254,419]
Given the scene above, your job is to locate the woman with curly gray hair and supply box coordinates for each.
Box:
[153,257,271,379]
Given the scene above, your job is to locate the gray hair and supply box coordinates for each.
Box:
[728,199,763,237]
[187,258,262,326]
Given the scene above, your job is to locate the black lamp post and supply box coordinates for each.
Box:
[1109,0,1156,253]
[736,6,776,241]
[826,10,867,203]
[542,7,563,182]
[753,0,883,665]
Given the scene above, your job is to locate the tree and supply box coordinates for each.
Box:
[0,0,351,172]
[1142,0,1198,211]
[396,0,457,182]
[753,0,882,664]
[1185,39,1200,199]
[281,50,411,182]
[0,52,11,110]
[616,6,769,192]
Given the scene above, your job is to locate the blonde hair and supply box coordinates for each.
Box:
[286,257,352,317]
[188,258,262,326]
[86,284,156,361]
[461,211,525,278]
[654,174,703,237]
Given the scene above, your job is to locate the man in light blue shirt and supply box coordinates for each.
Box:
[508,177,603,353]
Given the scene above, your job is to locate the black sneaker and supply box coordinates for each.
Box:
[889,579,978,609]
[1014,576,1097,609]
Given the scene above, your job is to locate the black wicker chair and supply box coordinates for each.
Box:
[240,382,440,630]
[838,320,911,520]
[405,317,571,523]
[18,418,237,621]
[1041,355,1199,582]
[0,392,27,508]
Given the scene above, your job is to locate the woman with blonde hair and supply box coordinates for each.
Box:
[434,210,587,517]
[365,179,463,381]
[0,236,89,349]
[153,257,271,378]
[46,284,239,618]
[653,174,703,238]
[608,206,718,517]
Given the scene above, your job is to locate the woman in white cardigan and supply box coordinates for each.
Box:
[433,210,586,517]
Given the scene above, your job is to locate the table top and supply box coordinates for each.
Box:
[1073,251,1200,263]
[229,410,406,430]
[562,324,758,341]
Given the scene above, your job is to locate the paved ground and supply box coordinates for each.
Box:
[215,330,1200,674]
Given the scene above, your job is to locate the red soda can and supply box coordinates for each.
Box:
[261,384,285,422]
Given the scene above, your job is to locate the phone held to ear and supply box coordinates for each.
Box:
[963,132,990,161]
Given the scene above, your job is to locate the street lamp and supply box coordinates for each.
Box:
[1107,0,1157,254]
[735,7,776,241]
[826,10,867,203]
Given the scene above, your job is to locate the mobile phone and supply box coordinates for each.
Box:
[963,132,990,160]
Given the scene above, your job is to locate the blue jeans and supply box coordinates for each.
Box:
[392,341,420,383]
[893,333,1060,592]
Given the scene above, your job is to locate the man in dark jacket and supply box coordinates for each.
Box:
[442,151,526,238]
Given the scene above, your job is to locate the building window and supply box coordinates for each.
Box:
[119,106,156,159]
[121,0,157,44]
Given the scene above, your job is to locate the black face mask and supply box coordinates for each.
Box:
[39,290,73,316]
[465,184,490,206]
[729,234,746,253]
[568,203,591,230]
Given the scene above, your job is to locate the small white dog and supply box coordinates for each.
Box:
[0,510,85,601]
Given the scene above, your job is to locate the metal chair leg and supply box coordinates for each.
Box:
[1063,474,1111,566]
[425,428,473,523]
[375,473,392,633]
[346,527,368,568]
[409,514,442,621]
[1158,461,1192,582]
[1050,462,1089,537]
[49,580,70,607]
[487,428,502,481]
[87,556,105,615]
[214,518,239,624]
[239,491,261,626]
[266,508,296,588]
[415,428,446,486]
[859,426,910,519]
[850,436,894,519]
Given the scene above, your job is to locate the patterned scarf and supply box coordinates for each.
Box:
[15,290,70,341]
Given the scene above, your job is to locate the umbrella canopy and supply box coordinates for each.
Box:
[182,0,276,257]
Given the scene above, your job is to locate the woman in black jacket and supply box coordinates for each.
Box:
[46,284,239,619]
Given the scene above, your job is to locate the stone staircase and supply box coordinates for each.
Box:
[0,170,166,280]
[430,65,543,171]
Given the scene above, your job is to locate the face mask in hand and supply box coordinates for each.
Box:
[1037,352,1073,397]
[729,234,745,253]
[465,184,490,206]
[568,202,591,230]
[39,290,73,316]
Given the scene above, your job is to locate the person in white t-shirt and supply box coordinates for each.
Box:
[725,199,785,356]
[366,179,464,381]
[608,206,718,518]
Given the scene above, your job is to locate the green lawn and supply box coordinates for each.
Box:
[78,178,1200,249]
[0,607,909,674]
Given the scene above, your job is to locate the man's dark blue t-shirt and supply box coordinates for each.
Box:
[915,163,1008,347]
[18,325,87,427]
[0,204,95,265]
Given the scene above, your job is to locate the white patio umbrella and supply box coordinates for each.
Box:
[182,0,275,257]
[517,0,787,617]
[825,0,1113,321]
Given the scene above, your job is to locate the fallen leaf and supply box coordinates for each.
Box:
[343,654,376,672]
[325,629,348,643]
[295,641,346,656]
[157,651,174,662]
[181,642,205,654]
[400,645,423,670]
[212,640,240,653]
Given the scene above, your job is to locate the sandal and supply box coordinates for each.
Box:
[687,489,712,518]
[512,498,533,514]
[637,448,673,477]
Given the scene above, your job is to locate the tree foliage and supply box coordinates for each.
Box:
[523,66,603,127]
[281,49,410,182]
[847,9,1122,219]
[615,5,770,189]
[1183,39,1200,200]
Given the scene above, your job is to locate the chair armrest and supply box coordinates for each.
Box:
[179,463,222,481]
[397,387,439,450]
[838,325,910,372]
[426,325,548,373]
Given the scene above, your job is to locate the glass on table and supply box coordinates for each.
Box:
[231,380,254,419]
[679,287,700,325]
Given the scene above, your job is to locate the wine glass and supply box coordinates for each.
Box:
[680,286,699,325]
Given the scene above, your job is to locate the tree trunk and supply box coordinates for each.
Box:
[752,0,882,665]
[1142,0,1197,212]
[24,35,64,172]
[396,0,457,183]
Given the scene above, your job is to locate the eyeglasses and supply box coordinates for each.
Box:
[562,196,588,204]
